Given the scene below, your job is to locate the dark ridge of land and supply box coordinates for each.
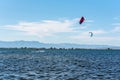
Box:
[0,47,119,50]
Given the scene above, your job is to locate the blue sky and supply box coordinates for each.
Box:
[0,0,120,46]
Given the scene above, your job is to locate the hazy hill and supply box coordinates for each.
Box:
[0,41,119,49]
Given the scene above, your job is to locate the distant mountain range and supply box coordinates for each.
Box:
[0,41,119,49]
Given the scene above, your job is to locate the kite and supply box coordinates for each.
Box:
[79,16,85,24]
[89,32,93,37]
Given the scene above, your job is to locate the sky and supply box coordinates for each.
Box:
[0,0,120,46]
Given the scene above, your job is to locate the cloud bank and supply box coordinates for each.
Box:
[4,19,77,38]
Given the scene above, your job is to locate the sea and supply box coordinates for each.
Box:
[0,49,120,80]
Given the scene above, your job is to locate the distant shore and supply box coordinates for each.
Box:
[0,47,119,50]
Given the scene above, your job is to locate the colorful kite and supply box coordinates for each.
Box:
[79,16,85,24]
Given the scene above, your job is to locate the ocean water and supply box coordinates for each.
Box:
[0,49,120,80]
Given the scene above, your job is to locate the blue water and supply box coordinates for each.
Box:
[0,49,120,80]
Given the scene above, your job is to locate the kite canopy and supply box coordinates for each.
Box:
[89,32,93,37]
[79,16,85,24]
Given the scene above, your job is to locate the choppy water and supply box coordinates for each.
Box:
[0,49,120,80]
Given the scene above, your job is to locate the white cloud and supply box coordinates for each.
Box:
[4,20,76,38]
[114,16,120,20]
[112,16,120,32]
[70,34,120,46]
[70,30,106,39]
[112,26,120,32]
[111,22,120,32]
[85,20,94,23]
[69,29,120,46]
[89,30,107,34]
